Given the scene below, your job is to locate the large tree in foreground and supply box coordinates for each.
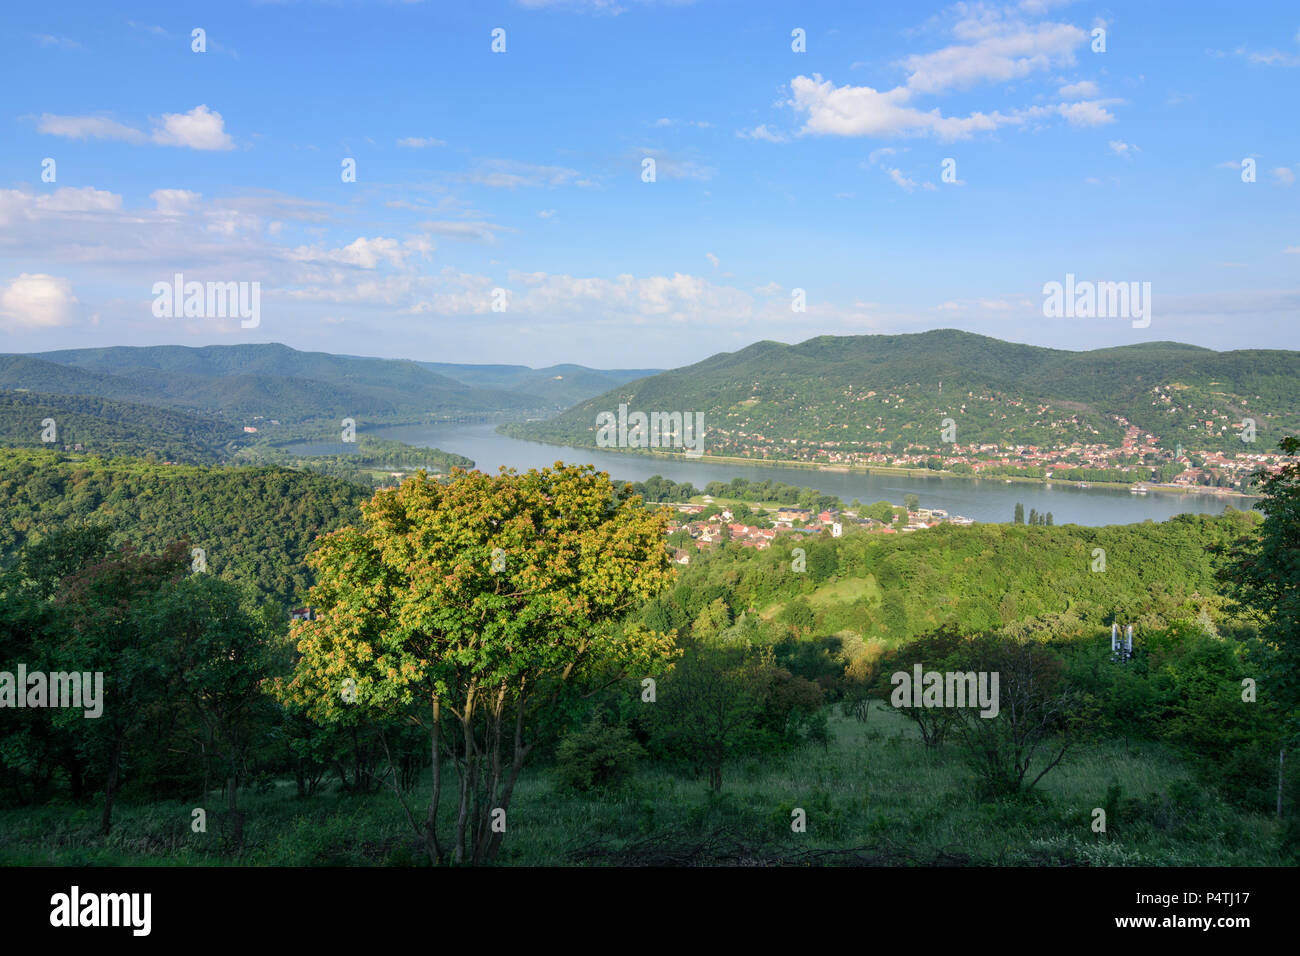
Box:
[280,465,676,864]
[1222,437,1300,706]
[1220,436,1300,811]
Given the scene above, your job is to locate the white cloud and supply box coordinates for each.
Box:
[292,236,407,269]
[1246,49,1300,66]
[901,18,1085,95]
[655,118,712,128]
[737,124,788,143]
[1054,99,1116,126]
[150,105,235,151]
[537,209,557,219]
[706,252,720,269]
[887,168,919,191]
[151,189,203,216]
[461,159,584,188]
[1058,80,1099,99]
[1108,140,1138,158]
[37,104,234,150]
[37,114,148,143]
[790,74,1021,140]
[397,136,445,148]
[0,186,123,227]
[418,220,505,241]
[33,34,83,50]
[778,9,1119,141]
[642,153,715,180]
[1273,167,1296,185]
[0,273,78,328]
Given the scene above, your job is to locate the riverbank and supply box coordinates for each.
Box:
[495,429,1257,501]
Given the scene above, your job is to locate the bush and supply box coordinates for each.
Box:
[554,715,645,792]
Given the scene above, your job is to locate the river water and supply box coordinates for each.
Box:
[367,423,1257,527]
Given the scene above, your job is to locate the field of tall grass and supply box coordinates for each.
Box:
[2,704,1288,867]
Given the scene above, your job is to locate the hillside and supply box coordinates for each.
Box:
[506,330,1300,457]
[640,510,1261,658]
[0,448,370,608]
[2,343,542,426]
[0,390,244,464]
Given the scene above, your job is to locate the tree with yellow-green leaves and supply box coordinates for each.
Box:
[278,464,677,865]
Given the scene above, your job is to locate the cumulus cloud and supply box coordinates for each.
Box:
[1108,140,1138,158]
[150,105,235,150]
[0,273,78,328]
[37,105,235,150]
[1273,166,1296,185]
[779,8,1115,140]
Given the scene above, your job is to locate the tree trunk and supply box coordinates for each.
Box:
[424,696,443,864]
[101,741,122,836]
[1278,748,1286,819]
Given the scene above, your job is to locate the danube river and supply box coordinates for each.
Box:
[374,423,1258,527]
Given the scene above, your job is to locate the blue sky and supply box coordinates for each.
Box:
[2,0,1297,367]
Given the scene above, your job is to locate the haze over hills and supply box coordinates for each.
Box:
[507,330,1300,456]
[418,362,661,409]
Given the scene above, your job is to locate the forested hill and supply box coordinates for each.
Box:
[1,343,541,426]
[0,390,244,464]
[641,510,1262,656]
[0,449,370,608]
[506,330,1300,454]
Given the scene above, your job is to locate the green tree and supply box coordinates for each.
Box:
[52,540,191,834]
[1014,502,1024,524]
[280,465,676,865]
[905,493,920,512]
[148,574,279,812]
[1220,436,1300,733]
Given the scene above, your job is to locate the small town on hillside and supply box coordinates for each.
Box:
[662,499,974,564]
[707,417,1286,493]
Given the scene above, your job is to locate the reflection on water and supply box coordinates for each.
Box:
[372,423,1258,527]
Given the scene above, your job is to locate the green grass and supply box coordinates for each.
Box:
[0,706,1287,866]
[804,574,881,610]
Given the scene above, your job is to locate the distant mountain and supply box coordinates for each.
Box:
[1,344,541,426]
[505,330,1300,456]
[418,361,661,408]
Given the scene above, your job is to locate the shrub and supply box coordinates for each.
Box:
[554,714,645,792]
